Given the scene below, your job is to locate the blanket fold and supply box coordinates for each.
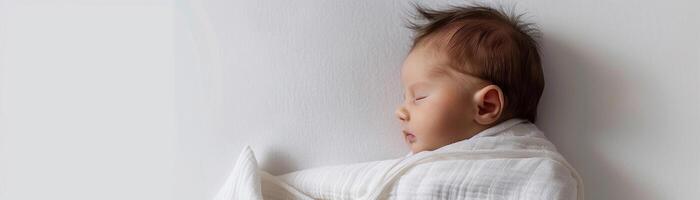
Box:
[214,119,583,200]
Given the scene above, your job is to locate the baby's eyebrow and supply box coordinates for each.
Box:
[404,82,430,100]
[409,82,430,91]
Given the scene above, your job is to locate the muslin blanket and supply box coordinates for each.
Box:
[213,119,584,200]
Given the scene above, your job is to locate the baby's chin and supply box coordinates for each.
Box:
[407,142,419,154]
[409,142,444,154]
[408,143,430,154]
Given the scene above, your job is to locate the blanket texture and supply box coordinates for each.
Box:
[214,118,583,200]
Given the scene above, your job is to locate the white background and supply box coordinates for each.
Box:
[0,0,698,199]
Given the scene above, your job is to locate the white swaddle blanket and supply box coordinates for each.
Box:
[214,119,584,200]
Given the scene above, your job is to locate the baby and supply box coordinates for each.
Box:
[396,4,545,155]
[215,4,582,200]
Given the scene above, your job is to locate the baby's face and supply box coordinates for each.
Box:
[396,45,489,153]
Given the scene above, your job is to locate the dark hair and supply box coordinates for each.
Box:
[405,3,545,123]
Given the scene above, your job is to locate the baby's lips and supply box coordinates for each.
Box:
[405,134,416,143]
[402,130,416,143]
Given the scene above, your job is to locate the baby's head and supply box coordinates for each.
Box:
[396,4,544,153]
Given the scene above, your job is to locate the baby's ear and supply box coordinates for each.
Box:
[472,85,505,125]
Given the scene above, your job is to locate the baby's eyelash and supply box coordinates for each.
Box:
[415,96,427,101]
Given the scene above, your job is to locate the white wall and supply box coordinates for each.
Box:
[0,0,698,200]
[0,1,178,199]
[525,1,700,199]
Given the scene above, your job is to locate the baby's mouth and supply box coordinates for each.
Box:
[403,131,416,143]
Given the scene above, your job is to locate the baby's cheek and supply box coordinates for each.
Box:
[416,107,451,141]
[428,108,457,133]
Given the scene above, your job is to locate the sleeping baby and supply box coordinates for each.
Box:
[214,3,583,200]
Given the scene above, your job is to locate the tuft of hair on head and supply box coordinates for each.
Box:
[403,2,545,123]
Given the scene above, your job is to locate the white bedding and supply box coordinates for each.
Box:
[213,119,583,200]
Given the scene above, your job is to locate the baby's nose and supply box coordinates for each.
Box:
[395,106,409,122]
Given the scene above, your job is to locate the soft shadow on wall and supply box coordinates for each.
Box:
[537,36,662,200]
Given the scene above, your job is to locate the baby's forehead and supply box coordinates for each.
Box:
[403,66,488,95]
[402,65,471,88]
[400,63,447,82]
